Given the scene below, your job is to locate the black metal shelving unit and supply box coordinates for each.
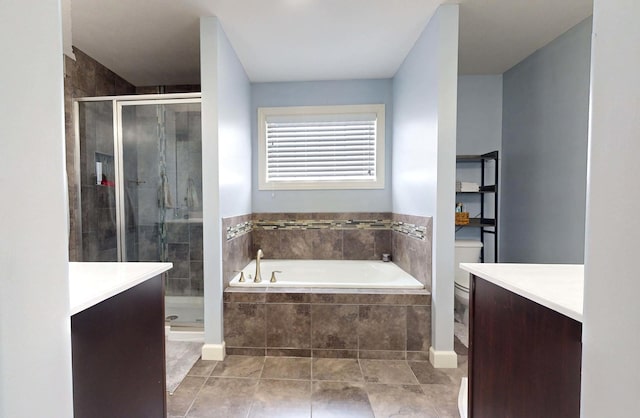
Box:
[456,150,499,262]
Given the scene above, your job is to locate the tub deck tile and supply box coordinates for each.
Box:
[311,304,359,350]
[266,304,311,349]
[266,292,311,303]
[223,286,431,360]
[223,303,266,348]
[406,305,431,352]
[223,288,267,303]
[358,305,407,351]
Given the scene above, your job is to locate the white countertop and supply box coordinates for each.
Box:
[69,262,172,315]
[459,263,584,322]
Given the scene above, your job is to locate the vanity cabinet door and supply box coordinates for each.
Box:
[71,275,166,418]
[468,276,582,418]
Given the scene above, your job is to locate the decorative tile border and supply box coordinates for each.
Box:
[226,216,427,241]
[226,221,253,240]
[391,221,427,241]
[253,219,392,231]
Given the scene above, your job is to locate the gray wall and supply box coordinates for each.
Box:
[582,0,640,415]
[456,75,503,156]
[393,4,459,361]
[500,17,592,263]
[455,75,503,262]
[0,0,74,415]
[251,79,393,213]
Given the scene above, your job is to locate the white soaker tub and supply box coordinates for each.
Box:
[229,259,424,289]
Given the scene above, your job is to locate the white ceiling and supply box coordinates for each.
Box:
[70,0,593,86]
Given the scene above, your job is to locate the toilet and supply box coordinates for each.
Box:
[454,240,483,324]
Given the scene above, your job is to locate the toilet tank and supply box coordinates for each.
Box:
[455,240,483,289]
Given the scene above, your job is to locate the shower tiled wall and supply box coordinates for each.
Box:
[165,221,204,296]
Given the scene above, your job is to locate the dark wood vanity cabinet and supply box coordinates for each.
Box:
[468,276,582,418]
[71,275,166,418]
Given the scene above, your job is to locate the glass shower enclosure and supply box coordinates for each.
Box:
[74,94,203,331]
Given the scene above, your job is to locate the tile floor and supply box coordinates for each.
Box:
[167,338,468,418]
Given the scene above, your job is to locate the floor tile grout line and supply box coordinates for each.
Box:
[242,370,263,418]
[169,358,218,417]
[177,355,463,418]
[407,359,421,385]
[309,370,314,418]
[181,374,208,418]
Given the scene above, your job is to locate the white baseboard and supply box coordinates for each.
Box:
[202,342,226,361]
[429,346,458,368]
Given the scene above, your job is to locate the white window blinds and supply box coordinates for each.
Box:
[266,117,376,181]
[258,104,385,190]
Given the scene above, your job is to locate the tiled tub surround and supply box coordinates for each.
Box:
[252,212,393,262]
[223,288,431,360]
[222,213,433,360]
[392,213,433,289]
[222,214,253,288]
[224,212,432,287]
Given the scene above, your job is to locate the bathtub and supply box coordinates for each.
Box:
[229,259,424,289]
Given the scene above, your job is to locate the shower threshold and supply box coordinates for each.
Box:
[165,296,204,342]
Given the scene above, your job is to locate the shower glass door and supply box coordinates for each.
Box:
[118,99,203,328]
[75,94,203,330]
[77,100,119,262]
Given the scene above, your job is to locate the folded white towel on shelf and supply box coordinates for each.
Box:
[457,181,479,192]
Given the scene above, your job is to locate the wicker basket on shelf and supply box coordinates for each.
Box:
[455,212,469,225]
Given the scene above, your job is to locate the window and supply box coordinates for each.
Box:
[258,104,385,190]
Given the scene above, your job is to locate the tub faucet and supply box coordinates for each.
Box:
[255,249,264,283]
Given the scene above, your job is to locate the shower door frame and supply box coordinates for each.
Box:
[73,93,202,262]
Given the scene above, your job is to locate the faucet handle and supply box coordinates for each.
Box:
[233,270,245,282]
[270,271,282,283]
